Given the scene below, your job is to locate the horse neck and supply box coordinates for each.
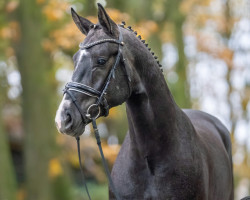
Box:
[125,40,183,159]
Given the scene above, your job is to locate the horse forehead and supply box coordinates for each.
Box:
[78,49,88,60]
[75,49,89,67]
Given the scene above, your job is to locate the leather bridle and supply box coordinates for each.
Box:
[63,27,127,200]
[63,28,125,119]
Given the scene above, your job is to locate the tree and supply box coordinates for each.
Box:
[0,100,17,200]
[14,0,72,199]
[0,2,18,199]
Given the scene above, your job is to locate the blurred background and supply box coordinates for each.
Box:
[0,0,249,199]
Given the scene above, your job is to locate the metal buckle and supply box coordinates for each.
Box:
[85,104,101,119]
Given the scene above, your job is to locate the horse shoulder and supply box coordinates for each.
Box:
[110,133,146,199]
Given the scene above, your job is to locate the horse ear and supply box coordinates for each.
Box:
[97,3,119,38]
[71,8,94,35]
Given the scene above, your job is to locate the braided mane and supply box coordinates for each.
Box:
[118,21,163,73]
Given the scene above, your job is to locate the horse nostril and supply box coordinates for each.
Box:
[65,113,72,124]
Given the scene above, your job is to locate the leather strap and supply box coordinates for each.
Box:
[91,119,121,200]
[64,26,124,200]
[76,137,92,200]
[64,90,86,124]
[66,82,101,96]
[80,38,123,49]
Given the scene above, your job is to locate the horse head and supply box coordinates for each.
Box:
[55,4,132,137]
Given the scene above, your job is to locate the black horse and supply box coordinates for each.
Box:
[55,4,234,200]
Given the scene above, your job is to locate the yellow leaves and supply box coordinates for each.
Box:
[43,8,64,21]
[160,22,174,43]
[102,143,120,165]
[17,188,26,200]
[41,6,158,52]
[180,0,197,15]
[218,48,234,67]
[6,47,15,57]
[48,158,63,178]
[234,162,250,179]
[106,8,130,24]
[108,107,119,119]
[181,0,211,13]
[9,21,20,42]
[36,0,45,5]
[87,16,98,24]
[180,0,213,16]
[65,137,98,169]
[108,107,126,121]
[0,21,20,41]
[242,96,250,112]
[102,7,156,40]
[135,21,158,39]
[42,0,68,21]
[43,21,84,52]
[5,0,19,13]
[55,133,65,146]
[54,22,83,48]
[199,0,212,6]
[0,27,12,39]
[42,38,56,52]
[196,32,218,53]
[67,152,80,169]
[196,31,234,67]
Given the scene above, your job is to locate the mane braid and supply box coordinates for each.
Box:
[118,22,163,73]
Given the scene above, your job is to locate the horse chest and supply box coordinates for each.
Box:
[111,148,200,199]
[111,157,162,199]
[112,161,199,199]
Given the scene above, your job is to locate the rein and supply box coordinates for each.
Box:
[63,28,125,200]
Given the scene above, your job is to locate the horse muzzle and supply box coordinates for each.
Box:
[55,97,87,137]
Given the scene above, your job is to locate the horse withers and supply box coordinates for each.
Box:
[55,4,234,199]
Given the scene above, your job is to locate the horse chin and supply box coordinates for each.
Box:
[65,123,86,138]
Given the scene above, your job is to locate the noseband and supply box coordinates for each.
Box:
[63,27,125,200]
[63,29,125,120]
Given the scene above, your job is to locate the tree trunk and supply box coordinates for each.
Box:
[15,1,72,199]
[0,107,17,200]
[172,17,191,108]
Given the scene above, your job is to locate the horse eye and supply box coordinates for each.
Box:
[97,58,107,65]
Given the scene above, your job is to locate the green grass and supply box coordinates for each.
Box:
[74,181,109,200]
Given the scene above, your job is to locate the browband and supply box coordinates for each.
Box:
[64,26,125,117]
[79,39,124,49]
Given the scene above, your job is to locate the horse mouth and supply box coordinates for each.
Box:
[60,121,87,137]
